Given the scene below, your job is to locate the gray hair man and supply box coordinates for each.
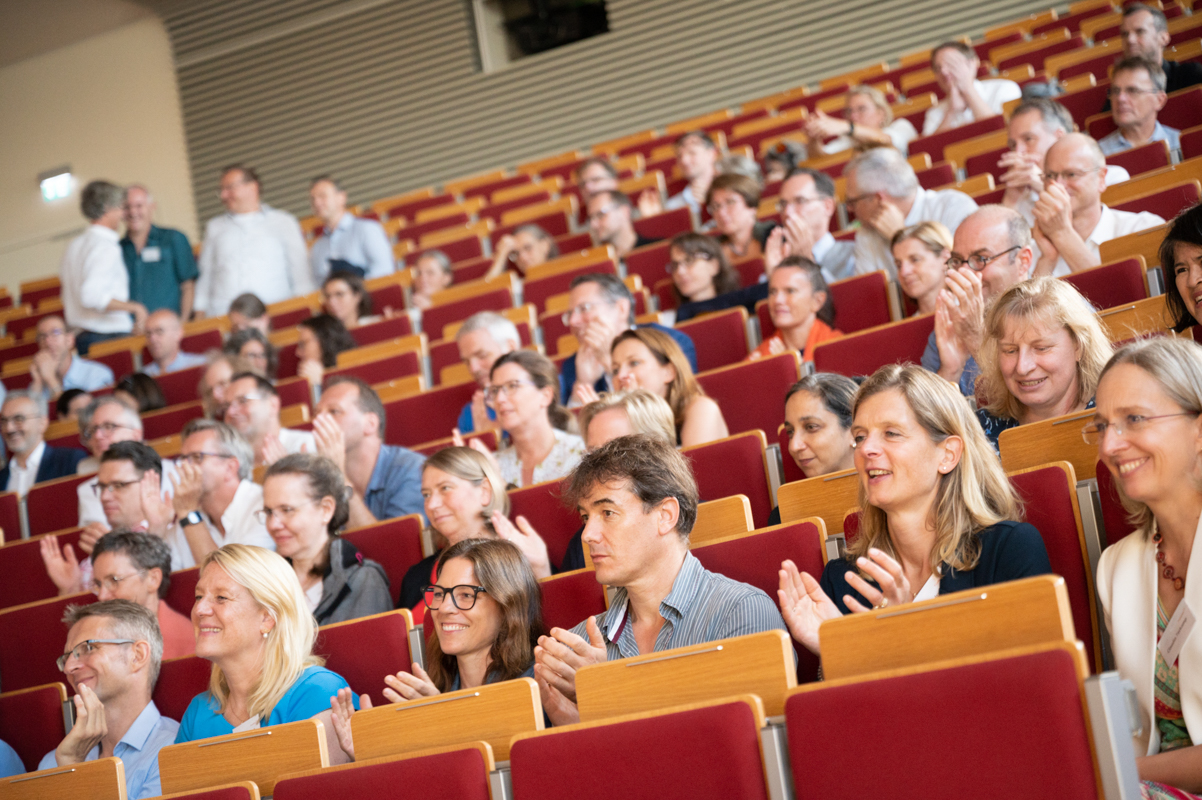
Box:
[121,184,199,320]
[1098,57,1181,157]
[454,312,521,434]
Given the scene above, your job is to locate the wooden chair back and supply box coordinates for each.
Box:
[1096,294,1176,341]
[155,782,261,800]
[998,408,1100,480]
[158,719,327,797]
[776,467,859,535]
[0,756,126,800]
[690,495,754,546]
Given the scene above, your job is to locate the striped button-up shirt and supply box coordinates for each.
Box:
[570,551,786,660]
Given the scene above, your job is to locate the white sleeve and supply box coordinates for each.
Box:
[194,220,217,315]
[281,213,315,296]
[79,246,128,311]
[922,103,946,136]
[363,220,396,278]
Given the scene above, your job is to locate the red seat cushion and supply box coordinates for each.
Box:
[152,655,212,722]
[696,353,800,438]
[0,592,97,691]
[315,611,413,706]
[26,473,93,536]
[0,529,85,609]
[829,270,894,334]
[342,516,425,607]
[509,480,581,571]
[274,745,492,800]
[0,682,67,771]
[676,308,749,372]
[539,569,607,632]
[683,431,774,528]
[383,381,478,447]
[1061,257,1148,310]
[421,289,513,340]
[813,314,934,377]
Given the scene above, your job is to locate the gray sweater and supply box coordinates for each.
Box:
[313,537,392,625]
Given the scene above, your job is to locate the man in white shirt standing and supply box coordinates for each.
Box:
[1033,133,1165,277]
[194,165,313,317]
[308,175,395,283]
[923,42,1022,136]
[141,310,207,376]
[844,147,978,278]
[223,372,315,466]
[60,181,149,354]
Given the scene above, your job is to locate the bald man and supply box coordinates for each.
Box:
[1032,133,1164,278]
[120,185,198,319]
[142,310,207,376]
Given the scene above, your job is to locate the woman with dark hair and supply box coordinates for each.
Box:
[707,173,776,262]
[489,350,584,488]
[260,453,391,625]
[330,538,544,760]
[223,328,279,380]
[411,251,454,310]
[113,373,167,413]
[1163,204,1202,332]
[748,256,842,362]
[296,314,357,388]
[56,388,94,423]
[322,273,377,330]
[667,232,741,306]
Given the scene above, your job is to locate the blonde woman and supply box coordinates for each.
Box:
[975,277,1113,447]
[778,364,1052,655]
[175,544,354,764]
[891,221,953,316]
[804,85,919,157]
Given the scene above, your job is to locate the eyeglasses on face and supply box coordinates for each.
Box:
[254,500,320,525]
[1081,412,1199,445]
[57,639,136,672]
[177,451,236,466]
[776,195,824,212]
[94,478,142,496]
[484,379,535,403]
[36,328,66,342]
[561,300,613,326]
[84,422,134,440]
[587,204,618,224]
[1107,86,1159,98]
[945,246,1021,272]
[666,255,713,274]
[423,584,488,611]
[1043,167,1102,184]
[0,414,41,428]
[91,571,146,595]
[228,393,264,408]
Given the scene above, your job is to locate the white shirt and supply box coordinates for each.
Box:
[6,441,46,498]
[922,79,1022,136]
[169,479,274,569]
[812,232,857,283]
[821,118,920,157]
[60,225,133,334]
[77,459,181,530]
[852,187,979,279]
[195,204,314,316]
[1048,205,1165,278]
[280,427,316,455]
[1013,165,1131,227]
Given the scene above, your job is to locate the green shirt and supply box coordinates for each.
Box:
[120,224,198,314]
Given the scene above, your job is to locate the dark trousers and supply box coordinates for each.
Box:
[74,330,125,356]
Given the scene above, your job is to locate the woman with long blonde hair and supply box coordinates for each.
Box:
[778,364,1052,655]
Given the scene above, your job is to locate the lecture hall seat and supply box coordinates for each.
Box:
[828,270,896,334]
[163,567,200,617]
[508,479,582,571]
[141,400,206,440]
[153,655,213,723]
[273,744,492,800]
[0,682,68,772]
[315,610,415,707]
[24,473,92,536]
[1,756,126,800]
[1060,257,1148,310]
[674,307,750,372]
[0,491,22,543]
[695,352,801,438]
[158,719,328,797]
[349,315,413,347]
[0,529,85,609]
[632,207,693,240]
[156,365,208,407]
[0,591,97,692]
[341,514,425,607]
[382,380,478,448]
[1112,180,1201,221]
[538,568,608,632]
[1106,140,1172,178]
[1096,458,1136,547]
[420,289,514,341]
[812,313,935,378]
[682,431,776,529]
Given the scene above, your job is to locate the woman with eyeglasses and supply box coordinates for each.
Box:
[666,232,741,307]
[175,543,356,764]
[707,173,776,264]
[223,328,278,380]
[1092,337,1202,798]
[748,256,842,363]
[321,273,380,330]
[1162,204,1202,335]
[975,277,1113,448]
[778,364,1051,656]
[891,221,952,316]
[486,224,559,280]
[296,314,357,389]
[260,453,391,625]
[330,537,544,760]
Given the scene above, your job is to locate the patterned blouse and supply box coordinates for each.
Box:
[496,428,585,489]
[1141,598,1200,800]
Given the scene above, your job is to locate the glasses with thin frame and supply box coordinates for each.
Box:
[561,300,613,326]
[423,584,488,611]
[776,195,824,213]
[254,500,320,525]
[1081,412,1199,445]
[228,393,264,409]
[177,451,235,466]
[91,571,146,595]
[1043,167,1102,184]
[484,380,535,404]
[93,478,142,496]
[1107,86,1159,98]
[0,414,41,428]
[57,639,136,672]
[945,246,1021,272]
[84,422,135,440]
[666,254,714,274]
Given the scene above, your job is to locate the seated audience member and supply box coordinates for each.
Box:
[574,158,620,206]
[1162,204,1202,332]
[486,225,559,280]
[1,390,86,497]
[892,221,953,315]
[489,350,585,488]
[331,538,544,759]
[762,140,806,184]
[749,257,842,363]
[29,316,114,401]
[454,312,520,434]
[717,154,763,184]
[612,328,728,446]
[222,329,277,380]
[587,191,659,261]
[74,398,149,522]
[199,352,238,420]
[142,310,206,376]
[410,250,454,311]
[227,293,270,336]
[1104,2,1202,112]
[322,272,383,330]
[312,376,425,527]
[1099,57,1181,157]
[397,447,508,611]
[308,175,394,282]
[175,544,354,763]
[638,131,720,218]
[779,364,1052,656]
[707,173,775,263]
[923,205,1035,396]
[781,373,858,481]
[560,273,697,402]
[225,372,316,465]
[114,373,167,414]
[667,232,740,306]
[534,434,787,725]
[975,277,1113,447]
[261,454,391,625]
[40,600,177,799]
[1092,337,1202,797]
[0,740,21,778]
[57,388,94,424]
[296,313,357,389]
[120,184,197,319]
[805,85,919,157]
[846,147,978,278]
[922,41,1021,135]
[765,167,856,283]
[1000,98,1131,225]
[1033,133,1164,277]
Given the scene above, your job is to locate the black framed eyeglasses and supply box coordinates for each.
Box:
[424,584,488,611]
[945,245,1021,272]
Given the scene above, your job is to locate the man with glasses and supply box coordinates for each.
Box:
[170,418,272,568]
[120,184,198,319]
[922,205,1036,395]
[1098,57,1181,158]
[586,191,660,261]
[224,372,315,466]
[142,310,207,376]
[574,158,621,208]
[764,167,855,282]
[75,397,156,525]
[453,312,521,434]
[194,164,312,318]
[1033,133,1165,278]
[1102,3,1202,113]
[845,147,978,278]
[38,600,178,799]
[0,390,86,497]
[28,315,114,402]
[312,376,425,528]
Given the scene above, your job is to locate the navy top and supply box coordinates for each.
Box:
[976,398,1094,449]
[820,520,1052,614]
[558,323,697,399]
[0,444,88,488]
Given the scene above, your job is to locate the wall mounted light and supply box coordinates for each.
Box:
[38,166,72,202]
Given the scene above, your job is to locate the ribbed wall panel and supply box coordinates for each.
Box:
[167,0,1057,225]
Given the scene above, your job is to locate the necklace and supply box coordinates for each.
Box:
[1153,526,1186,591]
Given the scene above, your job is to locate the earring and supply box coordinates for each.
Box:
[262,631,269,639]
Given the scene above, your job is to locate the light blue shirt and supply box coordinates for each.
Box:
[309,213,395,283]
[365,444,426,522]
[1098,121,1181,157]
[38,702,178,800]
[921,329,979,397]
[62,355,114,393]
[0,739,23,777]
[143,351,208,376]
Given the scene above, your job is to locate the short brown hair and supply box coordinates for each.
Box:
[706,173,761,211]
[564,434,699,539]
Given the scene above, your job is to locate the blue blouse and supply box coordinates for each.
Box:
[174,666,354,743]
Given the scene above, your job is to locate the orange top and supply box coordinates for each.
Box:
[158,601,197,660]
[748,318,843,363]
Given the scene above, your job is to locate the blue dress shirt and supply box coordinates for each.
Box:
[558,323,697,400]
[0,739,23,777]
[62,356,115,393]
[365,444,427,522]
[309,214,395,282]
[143,351,208,376]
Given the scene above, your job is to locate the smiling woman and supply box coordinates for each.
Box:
[1163,205,1202,333]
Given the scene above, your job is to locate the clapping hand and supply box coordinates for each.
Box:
[491,511,552,578]
[841,548,915,613]
[777,559,841,655]
[329,687,369,761]
[383,663,440,702]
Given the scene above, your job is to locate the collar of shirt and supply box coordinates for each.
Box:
[1087,205,1117,247]
[86,701,165,760]
[366,444,398,498]
[811,232,836,262]
[599,551,704,646]
[904,187,930,227]
[329,212,356,237]
[121,225,163,248]
[204,480,259,538]
[89,224,121,243]
[10,440,46,475]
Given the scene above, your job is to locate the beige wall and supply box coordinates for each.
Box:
[0,17,196,297]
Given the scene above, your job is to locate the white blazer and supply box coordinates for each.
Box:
[1097,520,1202,755]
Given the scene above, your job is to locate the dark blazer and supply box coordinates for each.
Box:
[819,520,1052,614]
[0,444,88,491]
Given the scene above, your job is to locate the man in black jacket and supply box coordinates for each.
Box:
[1101,3,1202,112]
[0,390,86,497]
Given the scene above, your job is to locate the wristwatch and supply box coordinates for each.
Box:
[182,510,204,527]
